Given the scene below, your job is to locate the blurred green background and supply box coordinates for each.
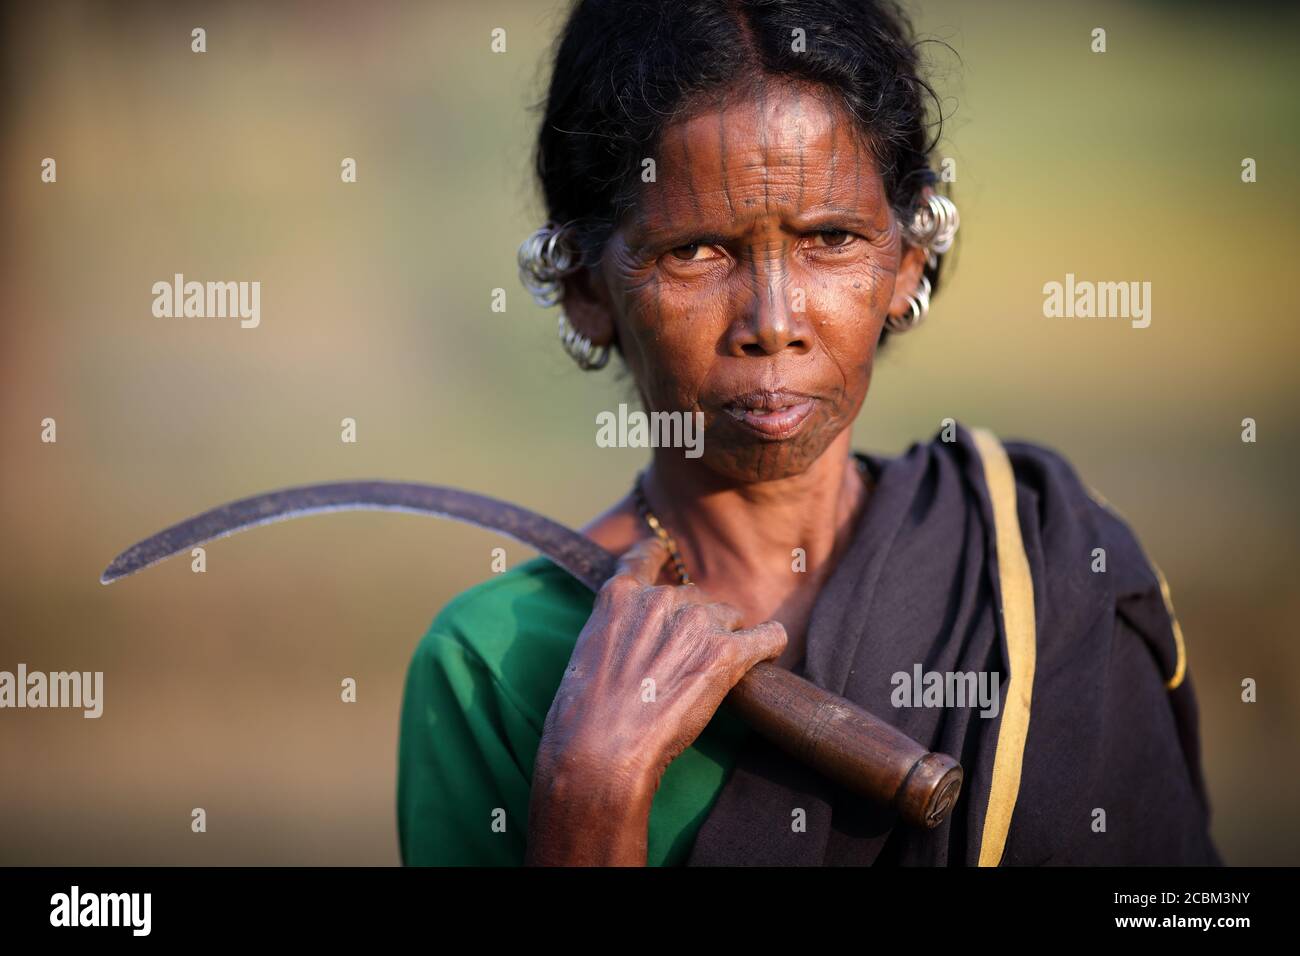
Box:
[1,0,1296,865]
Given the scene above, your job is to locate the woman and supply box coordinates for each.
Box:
[397,0,1220,866]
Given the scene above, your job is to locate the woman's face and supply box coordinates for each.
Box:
[569,79,926,482]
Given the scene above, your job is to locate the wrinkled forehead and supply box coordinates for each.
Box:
[624,79,887,235]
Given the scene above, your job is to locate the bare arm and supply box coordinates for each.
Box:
[525,747,657,865]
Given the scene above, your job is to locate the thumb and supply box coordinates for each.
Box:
[732,620,788,668]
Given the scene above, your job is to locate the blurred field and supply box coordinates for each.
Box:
[1,0,1297,865]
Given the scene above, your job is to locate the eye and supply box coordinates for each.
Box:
[810,229,855,248]
[669,243,710,261]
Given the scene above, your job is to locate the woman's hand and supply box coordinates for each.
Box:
[525,535,787,866]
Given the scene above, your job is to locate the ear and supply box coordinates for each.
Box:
[887,242,929,321]
[561,266,618,349]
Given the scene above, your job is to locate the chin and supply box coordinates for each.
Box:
[700,420,846,483]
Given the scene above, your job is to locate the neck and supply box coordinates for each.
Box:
[640,431,869,590]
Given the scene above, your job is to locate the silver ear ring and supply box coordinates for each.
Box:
[518,221,579,308]
[904,192,960,269]
[519,221,612,371]
[885,274,932,334]
[886,190,957,334]
[557,312,610,370]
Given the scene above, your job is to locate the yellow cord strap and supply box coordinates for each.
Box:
[970,428,1038,868]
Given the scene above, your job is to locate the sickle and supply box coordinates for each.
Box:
[101,479,962,829]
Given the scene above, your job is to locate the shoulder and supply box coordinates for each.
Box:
[425,554,594,646]
[408,556,595,728]
[993,433,1162,601]
[961,427,1185,689]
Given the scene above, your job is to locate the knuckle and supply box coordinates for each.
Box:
[636,584,677,620]
[644,583,676,606]
[604,572,639,597]
[675,603,713,630]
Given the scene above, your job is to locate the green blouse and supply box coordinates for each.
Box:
[396,555,751,865]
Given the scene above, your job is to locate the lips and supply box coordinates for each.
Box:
[721,389,819,440]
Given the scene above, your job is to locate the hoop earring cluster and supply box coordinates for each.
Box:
[557,312,610,371]
[889,191,960,334]
[517,220,610,370]
[517,221,576,308]
[885,274,933,334]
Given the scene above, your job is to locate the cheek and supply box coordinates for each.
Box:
[799,260,893,373]
[615,277,724,408]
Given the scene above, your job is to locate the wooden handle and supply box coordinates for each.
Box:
[726,662,963,829]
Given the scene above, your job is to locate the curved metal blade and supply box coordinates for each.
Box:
[100,480,618,591]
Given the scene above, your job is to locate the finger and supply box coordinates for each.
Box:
[614,534,672,585]
[705,601,745,631]
[732,620,788,666]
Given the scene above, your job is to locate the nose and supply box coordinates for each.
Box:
[724,256,814,358]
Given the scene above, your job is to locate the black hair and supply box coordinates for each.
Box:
[532,0,954,335]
